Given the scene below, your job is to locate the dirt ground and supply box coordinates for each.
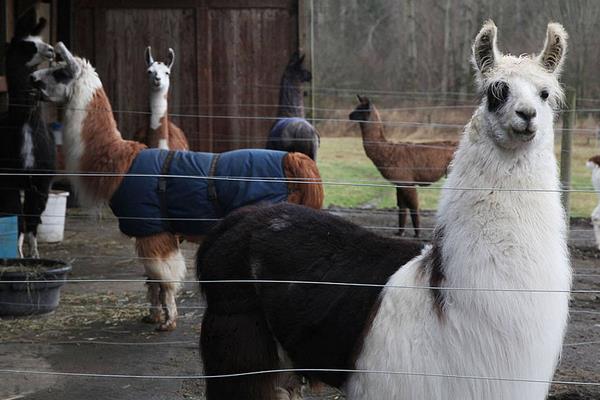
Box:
[0,207,598,399]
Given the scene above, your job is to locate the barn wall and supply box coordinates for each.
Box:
[71,0,298,152]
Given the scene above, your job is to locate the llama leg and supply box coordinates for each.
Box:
[403,186,420,238]
[22,186,49,258]
[396,188,408,236]
[141,280,163,324]
[136,233,187,331]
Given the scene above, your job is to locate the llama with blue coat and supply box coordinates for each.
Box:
[31,42,323,331]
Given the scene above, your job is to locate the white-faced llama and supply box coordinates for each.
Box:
[349,96,457,237]
[0,8,55,258]
[266,51,320,161]
[133,46,189,150]
[587,155,600,250]
[31,42,324,331]
[197,21,572,399]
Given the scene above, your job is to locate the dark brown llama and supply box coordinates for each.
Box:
[266,52,320,160]
[349,95,457,237]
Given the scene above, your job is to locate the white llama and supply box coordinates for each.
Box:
[587,155,600,250]
[133,46,189,151]
[198,20,572,400]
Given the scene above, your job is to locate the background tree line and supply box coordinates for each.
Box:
[311,0,600,103]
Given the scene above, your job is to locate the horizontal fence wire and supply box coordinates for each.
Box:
[0,278,593,294]
[0,172,598,193]
[2,102,600,134]
[0,367,598,387]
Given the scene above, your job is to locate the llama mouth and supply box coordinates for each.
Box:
[511,128,536,141]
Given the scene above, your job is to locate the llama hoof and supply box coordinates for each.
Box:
[395,230,406,237]
[142,314,162,324]
[156,321,177,331]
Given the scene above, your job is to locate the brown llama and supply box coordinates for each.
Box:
[349,95,457,237]
[133,46,189,150]
[32,43,323,331]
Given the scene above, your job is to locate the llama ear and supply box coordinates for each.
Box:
[167,48,175,69]
[56,42,80,76]
[145,47,154,67]
[14,8,37,38]
[290,51,300,65]
[356,94,370,105]
[472,20,500,75]
[31,17,47,36]
[537,22,568,74]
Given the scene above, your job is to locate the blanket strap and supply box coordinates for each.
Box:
[207,154,222,216]
[158,150,176,231]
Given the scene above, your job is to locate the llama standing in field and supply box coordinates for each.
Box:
[349,96,457,237]
[0,9,55,257]
[266,52,320,161]
[31,42,324,331]
[197,21,571,399]
[133,47,189,151]
[587,155,600,250]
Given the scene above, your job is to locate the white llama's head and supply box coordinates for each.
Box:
[30,42,85,104]
[145,46,174,92]
[472,20,568,150]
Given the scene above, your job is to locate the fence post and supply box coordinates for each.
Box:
[560,88,576,220]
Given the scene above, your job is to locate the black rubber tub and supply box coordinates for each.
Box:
[0,259,71,316]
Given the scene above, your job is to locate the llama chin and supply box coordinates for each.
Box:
[198,20,571,400]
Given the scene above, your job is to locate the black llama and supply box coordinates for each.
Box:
[266,51,320,160]
[0,8,55,257]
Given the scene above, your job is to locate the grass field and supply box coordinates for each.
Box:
[317,135,598,217]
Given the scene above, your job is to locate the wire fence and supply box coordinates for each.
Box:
[1,95,599,394]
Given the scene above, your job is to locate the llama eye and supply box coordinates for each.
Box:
[540,90,549,100]
[487,81,510,112]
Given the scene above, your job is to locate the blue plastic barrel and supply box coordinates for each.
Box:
[0,216,18,258]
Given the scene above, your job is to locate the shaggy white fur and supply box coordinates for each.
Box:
[345,20,571,400]
[586,159,600,250]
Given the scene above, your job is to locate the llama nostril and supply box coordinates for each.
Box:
[516,109,536,122]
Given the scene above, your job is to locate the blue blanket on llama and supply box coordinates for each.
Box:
[269,117,311,139]
[109,148,289,237]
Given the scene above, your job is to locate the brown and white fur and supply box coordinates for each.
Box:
[31,42,323,331]
[133,47,189,150]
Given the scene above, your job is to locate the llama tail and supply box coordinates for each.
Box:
[197,210,281,400]
[284,152,324,209]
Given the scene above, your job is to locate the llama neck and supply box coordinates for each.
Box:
[6,62,39,116]
[436,109,569,293]
[64,77,144,205]
[277,75,304,118]
[149,88,170,149]
[359,113,389,162]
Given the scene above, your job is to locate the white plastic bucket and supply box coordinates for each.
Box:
[37,190,69,243]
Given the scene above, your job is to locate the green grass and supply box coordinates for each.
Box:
[318,136,597,217]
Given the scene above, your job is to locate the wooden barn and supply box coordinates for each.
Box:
[1,0,313,152]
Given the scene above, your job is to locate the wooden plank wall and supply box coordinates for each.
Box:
[71,0,298,152]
